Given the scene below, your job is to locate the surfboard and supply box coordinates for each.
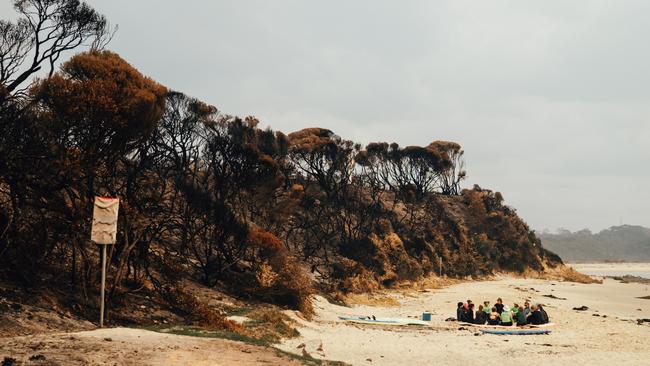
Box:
[338,316,430,326]
[480,329,551,335]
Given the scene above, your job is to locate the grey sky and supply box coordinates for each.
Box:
[3,1,649,232]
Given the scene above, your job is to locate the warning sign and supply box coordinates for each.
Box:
[91,196,119,244]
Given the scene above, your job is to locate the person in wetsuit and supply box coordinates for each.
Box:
[527,304,544,325]
[500,306,513,326]
[483,301,491,316]
[538,304,549,324]
[475,305,488,325]
[523,301,531,318]
[466,303,475,323]
[495,298,505,314]
[488,307,501,325]
[516,306,527,326]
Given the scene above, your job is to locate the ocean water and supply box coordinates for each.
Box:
[579,270,650,279]
[571,263,650,279]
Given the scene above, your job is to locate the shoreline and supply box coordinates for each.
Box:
[570,262,650,280]
[569,262,650,271]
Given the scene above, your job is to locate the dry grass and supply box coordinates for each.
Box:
[518,265,602,284]
[339,272,382,294]
[242,307,300,343]
[162,285,242,331]
[345,292,401,307]
[344,275,463,305]
[248,228,315,315]
[556,266,602,284]
[342,266,599,310]
[408,275,463,290]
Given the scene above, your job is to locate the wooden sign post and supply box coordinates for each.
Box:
[100,241,107,327]
[91,196,120,327]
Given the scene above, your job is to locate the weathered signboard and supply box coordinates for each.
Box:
[91,196,119,245]
[91,196,119,327]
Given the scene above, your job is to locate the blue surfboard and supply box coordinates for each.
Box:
[480,329,551,335]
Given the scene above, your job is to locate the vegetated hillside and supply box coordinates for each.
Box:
[540,225,650,262]
[0,1,570,332]
[328,187,563,294]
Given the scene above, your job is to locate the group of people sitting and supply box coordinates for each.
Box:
[456,297,549,326]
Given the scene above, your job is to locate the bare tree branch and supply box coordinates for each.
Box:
[0,0,112,100]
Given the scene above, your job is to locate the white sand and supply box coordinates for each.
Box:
[278,274,650,366]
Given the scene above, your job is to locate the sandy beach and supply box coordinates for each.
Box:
[3,265,650,365]
[278,272,650,366]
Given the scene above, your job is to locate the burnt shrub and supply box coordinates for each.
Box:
[247,228,313,314]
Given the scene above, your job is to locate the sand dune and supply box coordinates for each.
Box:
[0,328,307,366]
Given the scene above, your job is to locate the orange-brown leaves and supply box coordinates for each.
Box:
[287,127,335,152]
[427,140,462,153]
[403,145,449,169]
[32,50,167,145]
[189,99,218,118]
[465,189,488,217]
[244,116,260,128]
[289,183,305,199]
[247,227,313,313]
[247,226,283,253]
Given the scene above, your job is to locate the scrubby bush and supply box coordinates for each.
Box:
[161,285,240,331]
[247,228,313,313]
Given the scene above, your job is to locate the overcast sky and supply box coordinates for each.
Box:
[4,0,649,232]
